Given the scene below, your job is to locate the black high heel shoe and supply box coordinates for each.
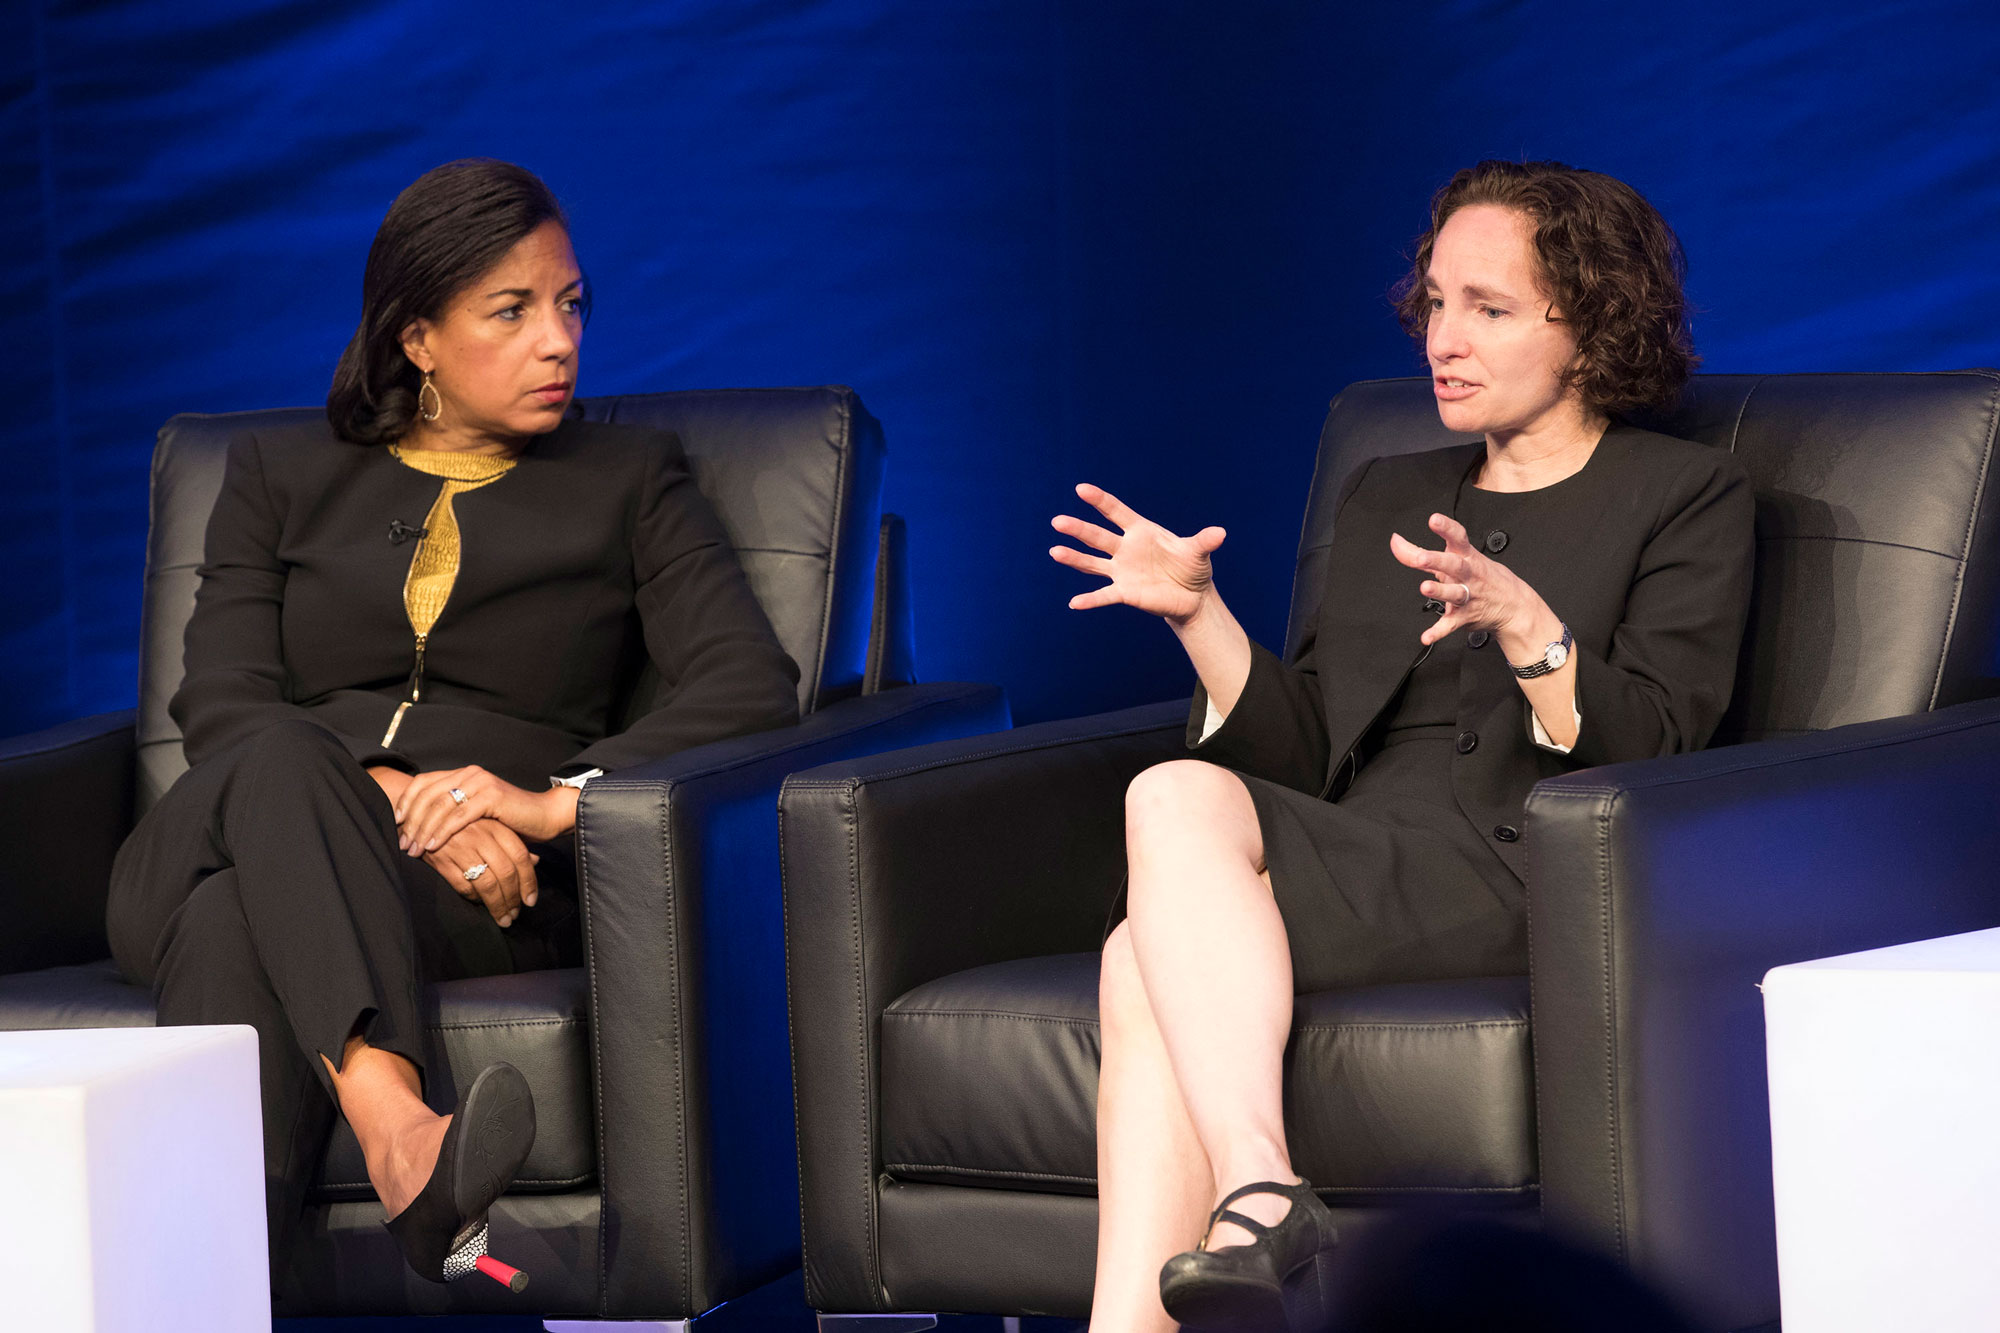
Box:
[1158,1178,1339,1331]
[384,1062,538,1291]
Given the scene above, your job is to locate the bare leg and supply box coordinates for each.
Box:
[1124,761,1300,1246]
[322,1037,449,1218]
[1089,920,1215,1333]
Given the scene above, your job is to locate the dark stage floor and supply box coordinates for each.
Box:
[276,1269,1085,1333]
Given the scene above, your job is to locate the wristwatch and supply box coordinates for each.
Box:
[1508,623,1572,680]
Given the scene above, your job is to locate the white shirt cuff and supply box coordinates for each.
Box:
[1199,695,1226,743]
[550,767,604,789]
[1529,698,1581,754]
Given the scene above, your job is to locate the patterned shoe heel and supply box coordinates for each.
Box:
[442,1221,530,1292]
[383,1063,538,1289]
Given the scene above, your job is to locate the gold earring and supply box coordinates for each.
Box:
[418,371,442,422]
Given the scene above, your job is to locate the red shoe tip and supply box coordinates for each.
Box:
[475,1254,529,1292]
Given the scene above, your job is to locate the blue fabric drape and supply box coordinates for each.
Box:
[6,0,1998,735]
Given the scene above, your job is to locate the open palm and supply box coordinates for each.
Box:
[1050,483,1226,624]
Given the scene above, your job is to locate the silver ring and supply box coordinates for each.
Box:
[462,863,489,882]
[449,787,467,805]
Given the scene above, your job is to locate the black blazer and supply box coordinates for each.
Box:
[1191,424,1756,878]
[171,417,801,790]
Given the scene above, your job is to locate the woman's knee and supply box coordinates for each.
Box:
[241,718,348,769]
[1125,760,1257,857]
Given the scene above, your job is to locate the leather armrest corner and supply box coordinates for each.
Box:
[1526,695,2000,1332]
[0,710,136,975]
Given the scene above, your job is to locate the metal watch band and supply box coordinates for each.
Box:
[1508,622,1573,680]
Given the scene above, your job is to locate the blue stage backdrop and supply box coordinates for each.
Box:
[7,1,1998,736]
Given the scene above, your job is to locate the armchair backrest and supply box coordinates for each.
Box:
[1288,371,2000,743]
[135,386,889,812]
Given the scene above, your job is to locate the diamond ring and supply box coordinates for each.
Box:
[450,788,467,805]
[463,863,489,882]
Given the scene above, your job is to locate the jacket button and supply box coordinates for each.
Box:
[1456,730,1478,754]
[1493,824,1519,842]
[1467,630,1489,649]
[1484,529,1509,553]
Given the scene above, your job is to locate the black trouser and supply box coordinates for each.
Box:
[105,719,578,1270]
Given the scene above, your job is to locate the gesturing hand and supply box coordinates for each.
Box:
[423,817,539,928]
[1389,513,1541,646]
[1049,483,1226,625]
[397,765,577,858]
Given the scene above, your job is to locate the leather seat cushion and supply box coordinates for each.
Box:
[0,960,595,1199]
[880,953,1535,1199]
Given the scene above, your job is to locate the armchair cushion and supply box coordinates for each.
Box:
[880,954,1533,1199]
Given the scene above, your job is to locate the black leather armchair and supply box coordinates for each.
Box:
[0,387,1010,1320]
[779,371,2000,1332]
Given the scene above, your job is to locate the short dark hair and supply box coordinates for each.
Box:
[1393,161,1697,419]
[327,159,579,444]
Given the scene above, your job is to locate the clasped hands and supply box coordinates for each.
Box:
[367,766,580,928]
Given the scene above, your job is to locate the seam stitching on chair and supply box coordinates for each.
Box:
[1597,789,1625,1256]
[881,1163,1536,1195]
[1930,373,2000,707]
[1531,706,2000,797]
[660,785,691,1308]
[1754,533,1960,559]
[1724,375,1761,457]
[422,1018,581,1032]
[842,781,885,1305]
[777,799,820,1306]
[576,794,611,1314]
[883,1009,1526,1033]
[811,390,851,714]
[0,723,132,763]
[779,719,1183,788]
[596,688,980,790]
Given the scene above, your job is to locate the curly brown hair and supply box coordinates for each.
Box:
[1393,161,1697,419]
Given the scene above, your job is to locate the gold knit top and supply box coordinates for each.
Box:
[379,444,518,745]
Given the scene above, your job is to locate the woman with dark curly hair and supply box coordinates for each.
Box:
[1049,161,1753,1331]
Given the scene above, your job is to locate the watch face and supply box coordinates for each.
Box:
[1547,642,1570,669]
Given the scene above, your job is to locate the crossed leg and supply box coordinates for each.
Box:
[1089,760,1303,1333]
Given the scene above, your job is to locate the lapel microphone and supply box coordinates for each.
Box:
[388,519,428,545]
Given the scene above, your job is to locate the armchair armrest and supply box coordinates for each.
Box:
[1526,695,2000,1332]
[0,710,136,975]
[779,698,1184,1312]
[570,680,1008,1316]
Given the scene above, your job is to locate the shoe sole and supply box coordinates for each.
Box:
[449,1063,537,1243]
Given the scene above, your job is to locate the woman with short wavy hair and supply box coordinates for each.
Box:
[1050,161,1753,1331]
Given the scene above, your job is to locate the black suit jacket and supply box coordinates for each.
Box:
[1192,424,1755,879]
[171,417,801,790]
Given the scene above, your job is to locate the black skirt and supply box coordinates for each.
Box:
[1234,729,1525,994]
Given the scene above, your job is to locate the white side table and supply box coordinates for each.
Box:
[1764,926,2000,1333]
[0,1024,269,1332]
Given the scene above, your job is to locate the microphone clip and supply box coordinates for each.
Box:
[388,519,429,546]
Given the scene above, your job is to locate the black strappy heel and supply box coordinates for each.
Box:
[1159,1178,1339,1331]
[383,1062,538,1291]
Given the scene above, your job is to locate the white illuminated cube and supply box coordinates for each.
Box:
[1764,927,2000,1333]
[0,1025,269,1331]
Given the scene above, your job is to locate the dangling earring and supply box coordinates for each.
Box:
[418,370,442,423]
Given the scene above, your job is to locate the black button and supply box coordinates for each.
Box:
[1493,824,1520,842]
[1456,730,1478,755]
[1422,598,1446,614]
[1484,529,1509,553]
[1467,630,1489,649]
